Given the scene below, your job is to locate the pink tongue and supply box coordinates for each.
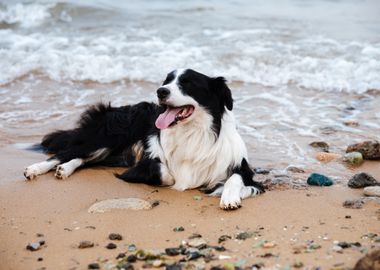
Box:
[155,107,183,129]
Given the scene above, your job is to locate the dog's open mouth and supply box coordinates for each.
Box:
[155,105,194,129]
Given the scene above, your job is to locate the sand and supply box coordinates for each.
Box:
[0,143,379,270]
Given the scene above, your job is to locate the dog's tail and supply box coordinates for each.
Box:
[40,130,76,154]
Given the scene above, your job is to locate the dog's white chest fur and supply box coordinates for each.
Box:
[149,108,247,191]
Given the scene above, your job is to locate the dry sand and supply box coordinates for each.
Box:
[0,144,379,270]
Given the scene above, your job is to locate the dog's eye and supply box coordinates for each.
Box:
[163,73,175,85]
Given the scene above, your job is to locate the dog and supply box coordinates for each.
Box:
[24,69,264,210]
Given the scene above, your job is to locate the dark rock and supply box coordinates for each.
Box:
[151,200,160,208]
[348,173,380,188]
[39,240,45,246]
[165,248,180,256]
[236,231,254,240]
[85,226,96,230]
[37,257,43,262]
[26,242,41,251]
[78,240,94,249]
[254,168,271,174]
[36,233,44,237]
[88,263,100,269]
[309,141,329,152]
[185,251,202,261]
[210,267,223,270]
[218,235,231,243]
[173,226,185,232]
[127,254,137,263]
[307,173,333,186]
[166,264,182,270]
[106,242,117,249]
[343,199,364,209]
[345,215,352,219]
[116,253,126,259]
[109,233,123,241]
[347,140,380,160]
[188,233,202,239]
[337,242,351,249]
[353,249,380,270]
[119,263,134,270]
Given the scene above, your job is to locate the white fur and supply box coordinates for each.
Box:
[220,174,243,209]
[24,159,60,180]
[55,158,83,179]
[148,106,247,192]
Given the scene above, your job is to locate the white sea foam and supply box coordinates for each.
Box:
[0,3,52,28]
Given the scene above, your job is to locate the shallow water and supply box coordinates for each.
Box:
[0,0,379,181]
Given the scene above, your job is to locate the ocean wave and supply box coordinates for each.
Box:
[0,3,53,28]
[0,2,379,93]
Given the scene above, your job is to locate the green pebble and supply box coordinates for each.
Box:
[307,173,333,186]
[223,262,235,270]
[343,152,364,165]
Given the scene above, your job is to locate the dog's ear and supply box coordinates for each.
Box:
[211,77,233,111]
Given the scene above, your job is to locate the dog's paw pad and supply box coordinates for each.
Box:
[55,166,67,179]
[24,167,37,180]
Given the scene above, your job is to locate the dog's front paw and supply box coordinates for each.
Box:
[54,165,68,179]
[220,192,241,210]
[24,166,38,180]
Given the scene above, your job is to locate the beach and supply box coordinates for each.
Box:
[1,0,380,269]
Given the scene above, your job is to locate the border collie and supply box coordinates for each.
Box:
[24,69,264,210]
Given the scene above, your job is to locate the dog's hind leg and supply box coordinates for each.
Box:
[24,158,60,180]
[55,158,84,179]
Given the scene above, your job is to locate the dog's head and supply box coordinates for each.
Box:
[155,69,233,133]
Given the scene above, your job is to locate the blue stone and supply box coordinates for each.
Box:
[307,173,333,186]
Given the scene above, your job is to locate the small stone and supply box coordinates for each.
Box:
[218,235,231,243]
[165,248,180,256]
[26,242,41,251]
[344,121,359,127]
[348,173,380,188]
[223,262,235,270]
[254,168,271,174]
[78,241,94,249]
[127,254,137,263]
[337,242,351,249]
[364,186,380,197]
[106,242,117,249]
[173,226,185,232]
[292,262,304,268]
[347,140,380,160]
[185,251,202,261]
[332,245,343,252]
[153,260,163,267]
[116,253,126,259]
[88,263,100,269]
[36,233,44,237]
[37,257,43,262]
[188,233,202,239]
[307,173,333,186]
[109,233,123,241]
[286,166,305,173]
[343,152,364,166]
[316,152,341,162]
[128,244,137,252]
[88,198,152,213]
[262,242,276,248]
[188,238,207,248]
[151,200,160,208]
[193,196,202,201]
[345,215,352,219]
[343,199,364,209]
[310,141,329,152]
[166,264,182,270]
[236,231,254,240]
[119,263,134,270]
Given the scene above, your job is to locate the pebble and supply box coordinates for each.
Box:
[343,152,364,166]
[166,264,182,270]
[236,231,254,240]
[363,186,380,197]
[119,263,134,270]
[26,242,41,251]
[188,238,207,248]
[307,173,333,186]
[37,257,43,261]
[88,263,100,269]
[173,226,185,232]
[106,243,117,249]
[309,141,329,152]
[116,253,126,259]
[78,240,94,249]
[218,235,231,243]
[254,168,271,174]
[286,166,305,173]
[347,140,380,160]
[343,199,364,209]
[165,248,180,256]
[88,198,153,213]
[128,244,137,252]
[109,233,123,241]
[223,262,235,270]
[152,260,163,267]
[316,152,341,162]
[354,249,380,270]
[127,254,137,263]
[348,172,380,188]
[262,242,276,248]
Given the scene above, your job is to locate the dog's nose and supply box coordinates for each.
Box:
[157,87,170,100]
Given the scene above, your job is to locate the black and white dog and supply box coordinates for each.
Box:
[24,69,264,209]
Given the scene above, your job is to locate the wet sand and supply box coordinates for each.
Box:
[0,143,379,269]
